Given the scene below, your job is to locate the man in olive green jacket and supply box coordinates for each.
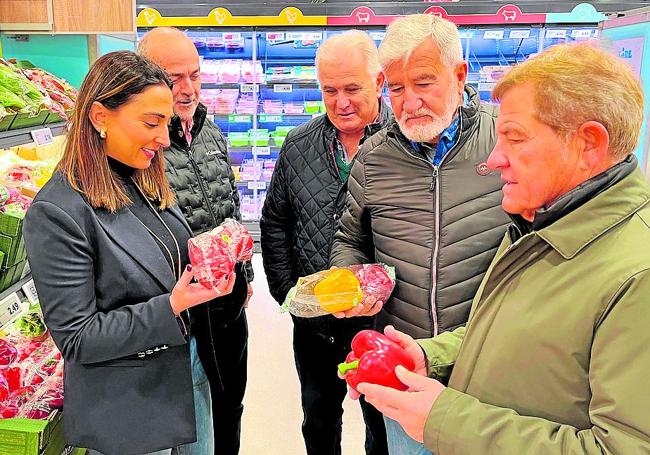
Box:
[350,43,650,454]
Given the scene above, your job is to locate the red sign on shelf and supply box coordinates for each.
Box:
[328,4,547,26]
[423,5,546,25]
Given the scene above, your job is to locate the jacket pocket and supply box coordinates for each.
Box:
[91,358,145,368]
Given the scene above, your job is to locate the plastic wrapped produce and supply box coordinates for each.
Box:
[0,340,18,366]
[188,219,253,292]
[282,264,396,318]
[14,312,48,341]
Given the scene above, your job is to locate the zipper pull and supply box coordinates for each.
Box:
[429,166,439,192]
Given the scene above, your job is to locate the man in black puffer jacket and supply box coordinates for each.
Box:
[139,28,253,455]
[261,31,392,455]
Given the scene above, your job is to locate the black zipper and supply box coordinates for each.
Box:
[185,144,224,389]
[186,147,218,226]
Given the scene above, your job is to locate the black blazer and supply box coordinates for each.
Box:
[23,172,196,455]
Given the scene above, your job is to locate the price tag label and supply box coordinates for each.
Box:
[266,32,286,41]
[240,84,258,93]
[223,32,241,41]
[0,293,26,329]
[458,31,473,39]
[478,82,496,92]
[259,114,283,123]
[21,279,39,305]
[286,32,322,41]
[252,146,271,156]
[228,115,252,123]
[369,32,385,41]
[546,29,567,39]
[273,84,293,93]
[483,30,504,40]
[247,181,267,190]
[571,29,592,39]
[509,29,531,39]
[30,127,54,146]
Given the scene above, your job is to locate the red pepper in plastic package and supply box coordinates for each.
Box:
[0,373,9,402]
[282,264,396,318]
[0,339,17,366]
[188,219,253,292]
[338,330,416,393]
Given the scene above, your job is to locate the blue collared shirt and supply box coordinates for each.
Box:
[410,92,468,166]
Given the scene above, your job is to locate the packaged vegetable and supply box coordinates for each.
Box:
[188,219,253,292]
[282,264,396,318]
[14,312,48,341]
[0,339,18,366]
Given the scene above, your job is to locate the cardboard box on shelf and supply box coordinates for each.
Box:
[0,410,70,455]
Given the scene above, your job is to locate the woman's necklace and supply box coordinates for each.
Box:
[131,178,182,282]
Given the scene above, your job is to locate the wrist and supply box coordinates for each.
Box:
[169,294,183,316]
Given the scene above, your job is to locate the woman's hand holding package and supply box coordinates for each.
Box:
[169,265,234,315]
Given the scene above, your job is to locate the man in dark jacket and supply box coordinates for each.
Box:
[139,27,253,455]
[261,30,392,455]
[331,14,509,336]
[329,15,510,452]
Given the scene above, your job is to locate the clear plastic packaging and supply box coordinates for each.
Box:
[282,264,396,318]
[188,219,253,293]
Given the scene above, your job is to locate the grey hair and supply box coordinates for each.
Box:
[316,30,381,78]
[379,14,463,69]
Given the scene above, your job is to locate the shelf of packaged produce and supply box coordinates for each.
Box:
[210,113,318,118]
[228,146,281,152]
[0,122,66,148]
[202,82,319,89]
[235,180,271,188]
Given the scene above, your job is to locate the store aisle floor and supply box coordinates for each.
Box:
[240,254,366,455]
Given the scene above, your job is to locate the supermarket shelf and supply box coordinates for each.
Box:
[242,221,261,251]
[0,123,66,149]
[211,113,317,118]
[229,146,281,152]
[201,83,243,89]
[0,272,32,303]
[202,82,319,89]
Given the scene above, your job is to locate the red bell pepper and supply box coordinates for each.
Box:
[338,330,416,392]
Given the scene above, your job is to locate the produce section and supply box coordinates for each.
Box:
[0,59,78,131]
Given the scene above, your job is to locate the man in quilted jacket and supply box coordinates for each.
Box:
[139,28,253,455]
[260,30,393,455]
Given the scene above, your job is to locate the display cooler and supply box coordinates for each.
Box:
[136,1,636,234]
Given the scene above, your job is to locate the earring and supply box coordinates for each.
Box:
[99,129,107,139]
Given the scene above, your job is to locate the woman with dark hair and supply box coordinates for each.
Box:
[22,51,227,455]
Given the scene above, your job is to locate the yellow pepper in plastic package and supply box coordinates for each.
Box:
[313,268,364,313]
[282,264,396,318]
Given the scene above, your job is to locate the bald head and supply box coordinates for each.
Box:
[138,28,201,127]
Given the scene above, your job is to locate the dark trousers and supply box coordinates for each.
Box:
[193,271,249,455]
[293,318,388,455]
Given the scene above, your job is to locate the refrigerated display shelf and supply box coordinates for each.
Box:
[202,82,319,89]
[0,123,66,149]
[229,146,281,152]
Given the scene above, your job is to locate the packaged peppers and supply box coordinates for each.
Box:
[188,219,253,293]
[338,330,416,393]
[282,264,395,318]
